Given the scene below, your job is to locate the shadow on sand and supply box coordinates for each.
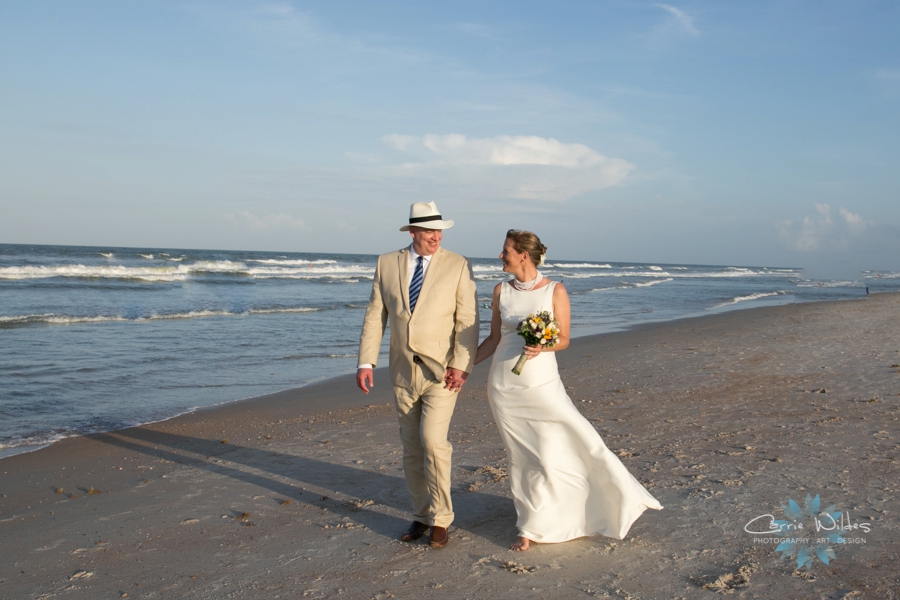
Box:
[90,427,516,546]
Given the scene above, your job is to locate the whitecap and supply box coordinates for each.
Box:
[0,264,187,282]
[709,290,790,308]
[544,262,612,269]
[249,258,339,266]
[247,264,373,277]
[0,306,323,327]
[246,307,320,315]
[186,260,249,274]
[633,278,673,287]
[795,281,858,288]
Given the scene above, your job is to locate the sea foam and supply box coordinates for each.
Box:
[0,307,321,327]
[0,260,375,282]
[710,291,791,308]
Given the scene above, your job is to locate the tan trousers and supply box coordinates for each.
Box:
[393,362,458,528]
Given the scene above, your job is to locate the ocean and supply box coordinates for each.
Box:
[2,243,897,460]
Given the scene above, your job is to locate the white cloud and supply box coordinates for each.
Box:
[839,207,866,234]
[777,204,868,251]
[379,134,634,201]
[224,211,306,231]
[384,134,612,168]
[654,4,699,37]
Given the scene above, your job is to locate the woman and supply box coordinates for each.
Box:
[474,230,662,551]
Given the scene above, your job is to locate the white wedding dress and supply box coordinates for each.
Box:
[487,281,662,543]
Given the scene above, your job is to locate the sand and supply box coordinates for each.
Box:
[1,293,898,599]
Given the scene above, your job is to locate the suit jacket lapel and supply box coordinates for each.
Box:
[398,248,411,315]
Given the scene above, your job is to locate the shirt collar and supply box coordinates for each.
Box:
[409,244,433,263]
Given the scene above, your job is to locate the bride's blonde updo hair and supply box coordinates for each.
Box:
[506,229,547,268]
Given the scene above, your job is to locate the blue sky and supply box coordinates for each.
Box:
[1,1,898,277]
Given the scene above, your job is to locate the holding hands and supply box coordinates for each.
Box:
[443,367,468,393]
[359,366,469,394]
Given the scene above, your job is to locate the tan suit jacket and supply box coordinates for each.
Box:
[358,246,479,389]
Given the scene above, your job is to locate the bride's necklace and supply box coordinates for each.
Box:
[512,271,542,291]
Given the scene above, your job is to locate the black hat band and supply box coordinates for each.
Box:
[409,215,443,224]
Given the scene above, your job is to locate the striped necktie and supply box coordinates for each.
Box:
[409,256,424,313]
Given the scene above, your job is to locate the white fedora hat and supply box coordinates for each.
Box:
[399,201,455,231]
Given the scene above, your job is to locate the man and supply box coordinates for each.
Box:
[357,201,479,548]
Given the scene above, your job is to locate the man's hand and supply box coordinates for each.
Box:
[443,367,469,393]
[356,368,374,394]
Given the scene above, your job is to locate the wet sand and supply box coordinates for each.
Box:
[1,293,898,599]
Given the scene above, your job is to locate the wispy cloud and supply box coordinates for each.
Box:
[871,68,900,97]
[777,203,868,251]
[455,22,500,40]
[187,2,324,46]
[187,2,432,65]
[187,2,620,131]
[654,4,700,37]
[379,133,633,202]
[873,68,900,83]
[224,211,306,231]
[598,84,677,100]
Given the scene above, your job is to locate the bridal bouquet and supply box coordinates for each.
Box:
[512,310,560,375]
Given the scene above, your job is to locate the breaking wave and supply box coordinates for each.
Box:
[249,258,339,266]
[544,263,613,269]
[0,260,374,282]
[633,278,673,287]
[710,290,791,308]
[0,307,322,327]
[862,271,900,280]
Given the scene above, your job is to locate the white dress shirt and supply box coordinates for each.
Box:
[358,244,432,370]
[408,244,433,287]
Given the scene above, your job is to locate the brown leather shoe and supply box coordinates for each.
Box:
[400,520,430,542]
[429,525,449,548]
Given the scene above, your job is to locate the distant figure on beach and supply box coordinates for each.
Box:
[866,286,869,296]
[473,230,662,551]
[356,202,479,549]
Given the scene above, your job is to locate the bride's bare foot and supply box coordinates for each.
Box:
[510,536,531,551]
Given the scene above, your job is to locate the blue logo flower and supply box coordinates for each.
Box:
[772,494,844,570]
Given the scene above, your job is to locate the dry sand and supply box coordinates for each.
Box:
[2,293,899,599]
